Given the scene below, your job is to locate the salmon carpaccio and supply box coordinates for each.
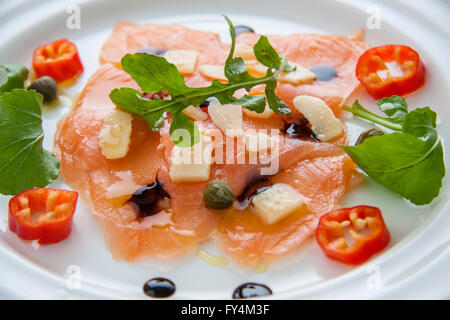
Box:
[236,32,369,112]
[54,21,366,266]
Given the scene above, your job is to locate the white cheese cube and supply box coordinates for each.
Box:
[183,105,209,121]
[233,43,256,60]
[98,109,133,159]
[279,63,316,85]
[243,103,274,119]
[208,100,243,137]
[169,135,213,183]
[169,162,211,183]
[293,95,343,141]
[199,64,227,82]
[164,50,199,75]
[251,184,305,225]
[245,132,273,153]
[245,60,268,76]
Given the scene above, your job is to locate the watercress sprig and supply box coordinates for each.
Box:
[109,15,291,147]
[342,96,445,205]
[0,89,59,195]
[0,64,28,95]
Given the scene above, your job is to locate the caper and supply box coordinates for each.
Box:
[28,76,58,102]
[355,128,384,145]
[204,180,235,210]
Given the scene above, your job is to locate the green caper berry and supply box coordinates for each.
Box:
[204,180,235,210]
[355,128,384,145]
[28,76,58,102]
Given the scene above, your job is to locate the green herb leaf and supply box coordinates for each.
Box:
[109,15,291,146]
[0,64,29,95]
[377,95,408,125]
[343,100,403,131]
[282,64,297,72]
[343,98,445,205]
[404,107,437,141]
[222,16,257,86]
[0,89,59,195]
[121,53,189,96]
[342,133,444,205]
[170,111,200,147]
[231,94,266,112]
[109,87,168,131]
[265,77,291,114]
[224,55,256,85]
[253,35,281,69]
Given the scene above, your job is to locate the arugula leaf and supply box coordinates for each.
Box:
[0,64,29,95]
[109,15,291,147]
[170,111,200,147]
[0,89,59,195]
[231,95,266,112]
[343,98,445,205]
[253,35,282,69]
[222,16,256,86]
[121,53,189,96]
[265,77,291,114]
[108,87,168,131]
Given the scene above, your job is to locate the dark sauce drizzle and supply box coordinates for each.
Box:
[129,180,170,218]
[237,175,273,209]
[232,283,272,299]
[137,47,167,56]
[283,118,319,141]
[234,25,255,36]
[237,119,318,209]
[143,277,176,298]
[199,97,218,109]
[310,65,337,82]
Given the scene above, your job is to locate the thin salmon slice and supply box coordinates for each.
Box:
[149,117,353,267]
[100,20,230,88]
[156,110,346,203]
[54,63,220,260]
[237,32,369,113]
[54,22,365,264]
[216,155,362,267]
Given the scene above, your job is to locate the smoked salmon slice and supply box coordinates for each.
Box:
[215,155,361,267]
[237,32,369,113]
[54,63,220,260]
[54,21,366,264]
[100,20,230,88]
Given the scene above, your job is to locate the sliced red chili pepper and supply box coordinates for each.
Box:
[316,206,390,265]
[32,39,84,83]
[356,45,425,99]
[8,188,78,244]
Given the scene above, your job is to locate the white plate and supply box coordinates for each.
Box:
[0,0,449,299]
